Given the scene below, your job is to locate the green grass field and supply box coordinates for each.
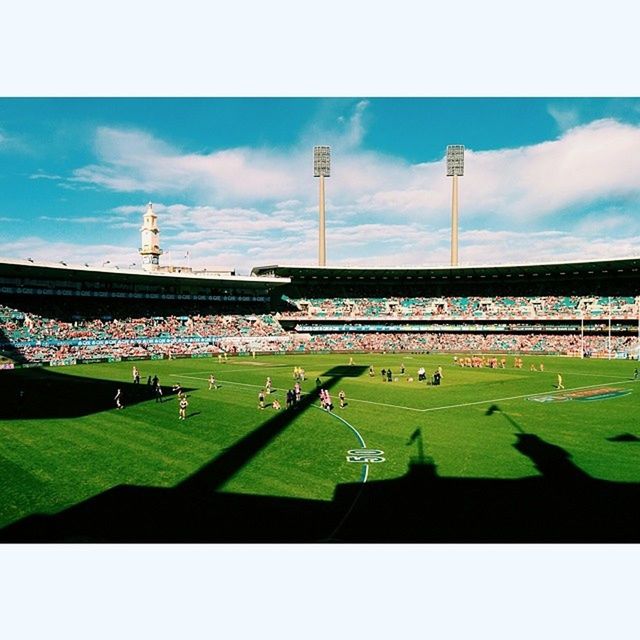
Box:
[1,352,639,537]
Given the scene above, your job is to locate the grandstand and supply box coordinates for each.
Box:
[2,256,640,366]
[256,257,640,360]
[0,257,290,366]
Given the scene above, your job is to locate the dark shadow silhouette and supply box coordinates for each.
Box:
[2,383,640,543]
[485,403,524,433]
[513,433,591,483]
[486,404,590,482]
[607,433,639,443]
[186,411,202,419]
[0,368,192,420]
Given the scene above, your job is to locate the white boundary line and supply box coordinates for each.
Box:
[171,373,637,414]
[416,378,637,414]
[169,364,292,376]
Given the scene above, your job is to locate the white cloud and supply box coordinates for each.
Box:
[342,99,369,148]
[29,172,63,180]
[38,112,640,272]
[70,118,640,230]
[0,236,139,268]
[40,215,108,224]
[547,104,580,131]
[0,127,28,154]
[3,218,638,275]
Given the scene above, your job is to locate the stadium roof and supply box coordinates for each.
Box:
[0,257,290,290]
[252,257,640,297]
[251,256,640,282]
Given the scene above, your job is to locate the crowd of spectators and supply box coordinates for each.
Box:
[280,295,639,320]
[0,305,290,363]
[303,331,635,355]
[2,300,638,365]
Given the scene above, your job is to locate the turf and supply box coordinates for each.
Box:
[0,352,639,533]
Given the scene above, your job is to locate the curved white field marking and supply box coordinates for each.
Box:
[313,406,366,448]
[312,406,369,484]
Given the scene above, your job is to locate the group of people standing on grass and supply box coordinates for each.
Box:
[114,365,186,418]
[370,364,442,386]
[112,357,584,425]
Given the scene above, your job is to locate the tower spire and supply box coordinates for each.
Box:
[139,202,163,271]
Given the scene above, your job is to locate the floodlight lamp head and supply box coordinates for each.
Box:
[446,144,464,176]
[313,145,331,177]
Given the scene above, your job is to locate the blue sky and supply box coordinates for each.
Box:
[1,97,640,274]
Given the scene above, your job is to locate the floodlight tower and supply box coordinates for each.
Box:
[446,144,464,266]
[314,145,331,266]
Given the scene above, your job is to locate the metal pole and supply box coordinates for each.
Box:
[608,296,612,360]
[451,174,458,266]
[319,174,326,266]
[581,311,584,359]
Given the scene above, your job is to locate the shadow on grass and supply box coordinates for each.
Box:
[0,368,191,419]
[606,433,639,443]
[1,377,639,542]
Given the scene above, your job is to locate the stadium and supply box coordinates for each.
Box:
[2,117,640,543]
[1,235,639,541]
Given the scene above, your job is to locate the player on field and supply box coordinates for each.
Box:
[179,396,188,420]
[258,389,266,410]
[557,373,564,389]
[208,374,217,390]
[339,390,346,409]
[153,376,163,403]
[114,388,123,409]
[326,391,334,412]
[172,383,184,398]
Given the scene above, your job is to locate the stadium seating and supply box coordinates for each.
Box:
[1,294,638,365]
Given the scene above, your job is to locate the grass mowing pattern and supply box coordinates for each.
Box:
[1,353,639,531]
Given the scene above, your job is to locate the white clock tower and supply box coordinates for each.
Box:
[139,202,163,271]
